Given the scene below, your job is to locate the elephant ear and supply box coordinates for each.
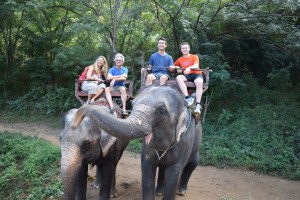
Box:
[100,131,117,157]
[175,109,188,142]
[64,109,78,127]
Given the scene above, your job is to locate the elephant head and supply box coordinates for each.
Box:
[60,108,117,199]
[72,85,191,155]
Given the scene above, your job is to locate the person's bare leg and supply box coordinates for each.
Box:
[91,88,104,102]
[87,94,95,104]
[176,75,188,96]
[120,87,127,112]
[146,74,156,86]
[105,87,114,108]
[194,78,203,103]
[87,95,92,102]
[160,75,168,85]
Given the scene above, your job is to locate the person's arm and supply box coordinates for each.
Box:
[170,58,182,73]
[107,74,127,81]
[107,68,128,81]
[86,66,94,80]
[184,55,200,75]
[187,55,200,69]
[86,66,102,82]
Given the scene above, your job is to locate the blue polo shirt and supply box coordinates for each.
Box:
[108,66,128,86]
[148,52,173,74]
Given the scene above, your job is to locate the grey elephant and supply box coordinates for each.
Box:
[72,85,202,200]
[60,108,129,200]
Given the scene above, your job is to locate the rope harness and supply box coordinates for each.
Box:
[155,108,192,160]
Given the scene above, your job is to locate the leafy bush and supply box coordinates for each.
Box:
[6,86,79,115]
[126,139,143,153]
[202,89,300,180]
[0,132,62,199]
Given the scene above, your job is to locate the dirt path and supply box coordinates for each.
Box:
[1,122,300,200]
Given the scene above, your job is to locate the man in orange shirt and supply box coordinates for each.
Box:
[170,42,203,114]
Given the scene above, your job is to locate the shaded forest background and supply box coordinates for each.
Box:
[1,0,300,179]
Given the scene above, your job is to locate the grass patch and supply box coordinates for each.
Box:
[201,93,300,180]
[0,131,62,199]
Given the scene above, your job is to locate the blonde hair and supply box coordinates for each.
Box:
[93,56,108,78]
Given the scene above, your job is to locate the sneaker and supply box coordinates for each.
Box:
[194,104,202,114]
[185,97,194,107]
[85,100,91,105]
[110,107,116,114]
[122,110,129,116]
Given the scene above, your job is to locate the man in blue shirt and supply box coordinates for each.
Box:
[145,37,174,86]
[105,53,128,116]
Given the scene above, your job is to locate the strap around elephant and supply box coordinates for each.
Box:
[155,108,192,160]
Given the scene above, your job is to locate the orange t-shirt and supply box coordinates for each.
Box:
[174,54,201,74]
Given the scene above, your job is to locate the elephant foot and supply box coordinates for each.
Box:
[110,189,118,198]
[155,188,164,196]
[90,184,100,189]
[177,187,187,196]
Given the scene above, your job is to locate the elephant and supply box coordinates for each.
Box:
[60,108,129,200]
[72,85,202,200]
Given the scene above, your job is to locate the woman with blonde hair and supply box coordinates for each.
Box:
[81,55,108,104]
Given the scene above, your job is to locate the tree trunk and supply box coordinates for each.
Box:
[112,0,120,56]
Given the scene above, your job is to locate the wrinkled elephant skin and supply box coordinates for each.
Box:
[60,109,129,200]
[72,85,202,200]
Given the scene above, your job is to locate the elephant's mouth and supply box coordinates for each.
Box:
[145,133,153,145]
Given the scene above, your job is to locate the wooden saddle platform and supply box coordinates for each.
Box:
[75,80,134,106]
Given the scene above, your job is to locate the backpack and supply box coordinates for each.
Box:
[79,66,90,81]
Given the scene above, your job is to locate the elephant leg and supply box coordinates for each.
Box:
[162,164,182,200]
[110,165,117,198]
[155,167,165,196]
[141,151,156,200]
[75,164,88,200]
[99,163,114,200]
[177,153,199,195]
[92,165,101,189]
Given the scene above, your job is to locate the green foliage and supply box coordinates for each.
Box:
[202,88,300,180]
[6,86,79,115]
[126,139,143,153]
[0,132,62,199]
[267,68,291,90]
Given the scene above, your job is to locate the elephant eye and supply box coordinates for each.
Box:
[159,108,166,114]
[156,104,167,114]
[81,140,91,153]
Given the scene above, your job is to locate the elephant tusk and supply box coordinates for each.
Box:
[145,133,153,145]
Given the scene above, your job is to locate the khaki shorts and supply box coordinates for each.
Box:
[111,85,126,92]
[98,83,106,89]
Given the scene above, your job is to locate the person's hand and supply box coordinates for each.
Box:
[169,66,176,72]
[110,79,116,87]
[184,68,191,75]
[147,66,152,73]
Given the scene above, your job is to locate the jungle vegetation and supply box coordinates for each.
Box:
[0,0,299,180]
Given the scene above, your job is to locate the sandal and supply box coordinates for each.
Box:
[110,107,116,114]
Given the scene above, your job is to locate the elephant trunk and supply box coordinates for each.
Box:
[72,105,152,140]
[61,143,87,200]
